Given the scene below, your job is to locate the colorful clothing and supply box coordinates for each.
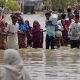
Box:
[31,26,43,48]
[46,20,56,37]
[0,19,7,49]
[70,22,80,40]
[18,23,29,48]
[58,20,68,46]
[45,20,56,49]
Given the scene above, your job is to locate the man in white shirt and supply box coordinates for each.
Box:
[7,15,19,49]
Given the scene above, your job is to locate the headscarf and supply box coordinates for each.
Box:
[0,49,31,80]
[4,49,23,66]
[32,21,41,33]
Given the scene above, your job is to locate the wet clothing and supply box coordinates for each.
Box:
[46,35,55,49]
[18,23,29,48]
[70,22,80,40]
[46,20,56,37]
[7,23,19,49]
[70,22,80,48]
[0,19,7,49]
[31,26,43,48]
[58,20,68,46]
[70,40,79,48]
[45,20,56,49]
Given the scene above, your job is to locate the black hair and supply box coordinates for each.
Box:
[61,13,66,19]
[45,12,51,17]
[11,15,18,21]
[67,8,71,13]
[74,9,79,15]
[58,9,63,13]
[75,14,79,19]
[25,20,30,26]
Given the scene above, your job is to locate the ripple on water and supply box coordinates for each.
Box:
[18,47,80,80]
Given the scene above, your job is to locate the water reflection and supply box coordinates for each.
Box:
[16,47,80,80]
[0,47,80,80]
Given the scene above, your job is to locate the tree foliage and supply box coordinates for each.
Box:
[0,0,5,7]
[49,0,76,9]
[7,0,20,11]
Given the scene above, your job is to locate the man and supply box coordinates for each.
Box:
[45,12,56,49]
[7,15,19,49]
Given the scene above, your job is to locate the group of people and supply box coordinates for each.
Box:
[44,8,80,49]
[0,14,43,49]
[0,8,80,49]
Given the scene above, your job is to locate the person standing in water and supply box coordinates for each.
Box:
[70,14,80,48]
[31,21,43,48]
[45,12,56,49]
[7,15,19,49]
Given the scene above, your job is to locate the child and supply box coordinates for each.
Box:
[70,14,80,48]
[31,21,43,48]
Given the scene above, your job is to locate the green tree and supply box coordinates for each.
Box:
[49,0,76,9]
[0,0,5,7]
[7,0,20,11]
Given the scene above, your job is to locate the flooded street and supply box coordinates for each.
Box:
[21,47,80,80]
[0,14,80,80]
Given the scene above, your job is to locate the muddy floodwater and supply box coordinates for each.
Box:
[22,47,80,80]
[0,47,80,80]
